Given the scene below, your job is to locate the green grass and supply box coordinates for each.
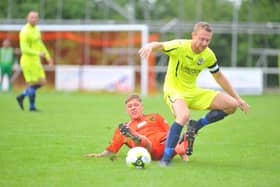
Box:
[0,91,280,187]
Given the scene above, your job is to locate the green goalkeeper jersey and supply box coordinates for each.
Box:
[0,47,14,65]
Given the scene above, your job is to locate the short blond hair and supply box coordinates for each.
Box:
[193,22,212,33]
[125,94,142,104]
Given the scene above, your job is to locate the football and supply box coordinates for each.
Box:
[126,147,151,169]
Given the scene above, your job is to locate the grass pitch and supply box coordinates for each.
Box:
[0,91,280,187]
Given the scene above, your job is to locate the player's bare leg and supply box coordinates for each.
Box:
[186,93,238,156]
[160,99,188,166]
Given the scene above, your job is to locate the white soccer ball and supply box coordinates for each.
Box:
[126,147,151,169]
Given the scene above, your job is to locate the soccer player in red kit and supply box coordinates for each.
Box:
[85,94,188,161]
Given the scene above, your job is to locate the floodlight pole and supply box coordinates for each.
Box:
[140,25,149,97]
[231,0,240,67]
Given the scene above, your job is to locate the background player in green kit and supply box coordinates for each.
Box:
[138,22,250,166]
[0,39,19,91]
[16,11,53,111]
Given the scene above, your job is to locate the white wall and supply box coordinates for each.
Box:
[197,67,263,95]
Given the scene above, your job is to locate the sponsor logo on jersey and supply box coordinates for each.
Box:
[149,116,155,121]
[137,121,147,128]
[181,65,201,75]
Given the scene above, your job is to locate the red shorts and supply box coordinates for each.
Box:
[149,133,167,160]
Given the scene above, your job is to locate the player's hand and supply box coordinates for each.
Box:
[237,98,250,113]
[14,48,21,55]
[119,123,130,135]
[84,153,103,158]
[84,150,112,158]
[180,154,189,161]
[47,58,54,66]
[138,44,153,60]
[39,52,45,58]
[139,42,163,60]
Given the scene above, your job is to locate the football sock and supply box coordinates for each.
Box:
[21,87,29,97]
[27,86,36,109]
[161,122,183,161]
[195,109,228,131]
[18,84,42,109]
[21,84,41,109]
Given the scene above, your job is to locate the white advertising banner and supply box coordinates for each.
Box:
[197,68,263,95]
[55,65,80,91]
[55,65,135,92]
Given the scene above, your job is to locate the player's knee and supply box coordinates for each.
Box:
[39,79,47,85]
[175,113,189,125]
[226,100,239,114]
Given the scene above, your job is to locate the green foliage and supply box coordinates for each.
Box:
[60,0,86,19]
[0,92,280,187]
[1,0,279,22]
[10,0,40,19]
[149,0,185,20]
[0,1,8,18]
[239,0,280,22]
[1,0,279,67]
[201,0,233,21]
[211,34,232,66]
[236,34,250,66]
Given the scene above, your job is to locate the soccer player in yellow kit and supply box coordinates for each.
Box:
[16,11,53,111]
[139,22,250,166]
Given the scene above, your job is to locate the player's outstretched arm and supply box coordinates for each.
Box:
[84,150,113,158]
[138,42,163,60]
[212,71,250,113]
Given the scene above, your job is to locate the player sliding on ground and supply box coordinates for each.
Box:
[84,94,189,161]
[138,22,250,166]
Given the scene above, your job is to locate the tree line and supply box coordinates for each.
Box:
[0,0,279,68]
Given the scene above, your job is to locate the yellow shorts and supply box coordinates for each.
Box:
[164,87,219,112]
[21,61,45,83]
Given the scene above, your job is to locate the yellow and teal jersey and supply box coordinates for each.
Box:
[19,23,50,66]
[162,39,218,92]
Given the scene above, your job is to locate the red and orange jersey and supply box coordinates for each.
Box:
[106,113,170,159]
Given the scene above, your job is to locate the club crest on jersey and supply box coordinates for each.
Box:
[197,58,204,65]
[149,116,155,121]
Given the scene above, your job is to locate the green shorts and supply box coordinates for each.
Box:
[164,87,219,112]
[21,61,45,83]
[0,63,12,77]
